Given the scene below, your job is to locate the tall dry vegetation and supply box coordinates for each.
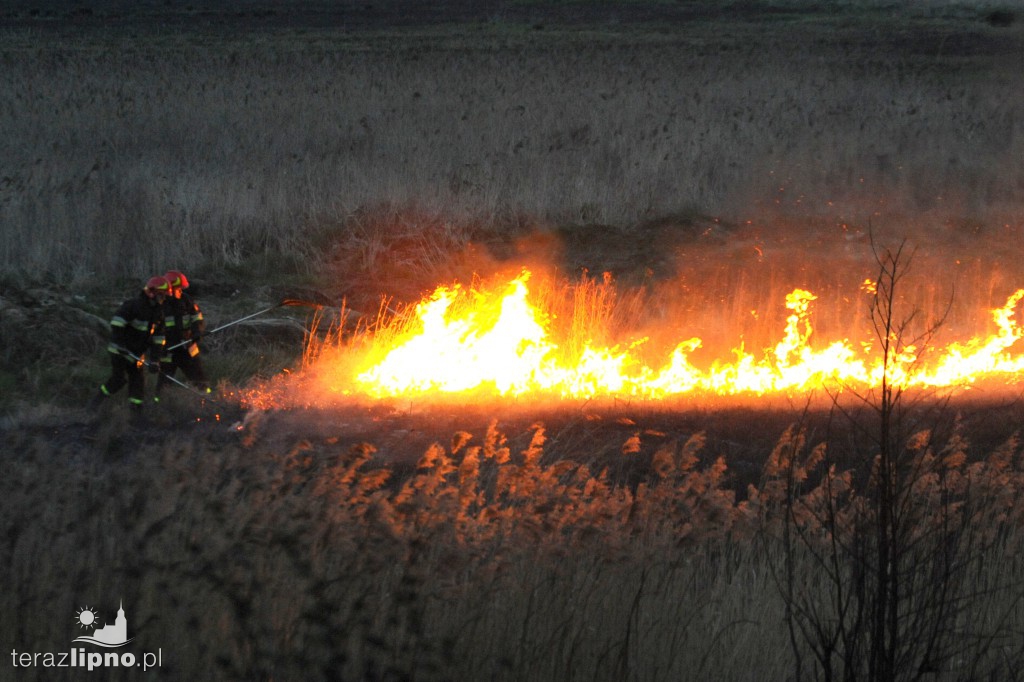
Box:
[762,242,1024,680]
[4,241,1024,680]
[1,17,1022,285]
[3,400,1024,680]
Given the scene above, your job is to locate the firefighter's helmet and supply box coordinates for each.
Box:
[145,276,170,298]
[164,270,189,290]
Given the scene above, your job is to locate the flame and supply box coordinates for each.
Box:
[356,275,552,395]
[315,270,1024,401]
[915,289,1024,387]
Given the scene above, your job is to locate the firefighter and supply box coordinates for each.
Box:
[156,269,209,397]
[90,276,169,414]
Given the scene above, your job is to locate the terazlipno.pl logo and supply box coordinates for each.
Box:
[73,601,133,647]
[9,600,162,672]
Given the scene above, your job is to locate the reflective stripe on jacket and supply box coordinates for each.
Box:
[163,292,204,344]
[108,292,165,357]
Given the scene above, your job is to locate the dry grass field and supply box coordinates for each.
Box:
[3,1,1024,680]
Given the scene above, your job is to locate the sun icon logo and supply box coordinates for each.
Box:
[75,606,101,630]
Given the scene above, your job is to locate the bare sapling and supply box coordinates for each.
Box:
[767,238,1024,681]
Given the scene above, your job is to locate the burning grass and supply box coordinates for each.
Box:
[275,259,1024,410]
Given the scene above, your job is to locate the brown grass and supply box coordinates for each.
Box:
[1,12,1022,289]
[3,401,1024,680]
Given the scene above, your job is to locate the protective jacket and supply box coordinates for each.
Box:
[108,292,166,359]
[163,291,205,345]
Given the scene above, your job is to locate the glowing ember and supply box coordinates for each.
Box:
[314,270,1024,401]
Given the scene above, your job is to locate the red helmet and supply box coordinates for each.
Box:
[145,275,170,298]
[164,270,189,290]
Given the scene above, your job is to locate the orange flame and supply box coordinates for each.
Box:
[315,270,1024,401]
[356,275,552,395]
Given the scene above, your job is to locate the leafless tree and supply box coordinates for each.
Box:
[765,238,1024,681]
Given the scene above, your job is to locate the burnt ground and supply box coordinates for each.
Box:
[227,390,1024,494]
[7,379,1024,500]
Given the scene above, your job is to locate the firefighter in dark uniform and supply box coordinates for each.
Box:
[90,276,169,414]
[156,269,209,397]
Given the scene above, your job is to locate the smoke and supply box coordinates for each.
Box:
[449,206,1024,366]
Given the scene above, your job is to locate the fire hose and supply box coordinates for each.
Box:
[108,300,331,407]
[111,344,216,403]
[165,298,321,353]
